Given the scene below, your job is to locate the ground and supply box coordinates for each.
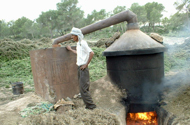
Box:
[0,77,123,125]
[0,90,45,125]
[161,70,190,124]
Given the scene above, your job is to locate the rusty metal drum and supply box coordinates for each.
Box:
[29,47,79,103]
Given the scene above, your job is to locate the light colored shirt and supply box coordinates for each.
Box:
[76,40,92,66]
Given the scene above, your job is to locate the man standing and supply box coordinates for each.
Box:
[66,27,96,110]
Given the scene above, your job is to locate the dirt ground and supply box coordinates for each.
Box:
[161,70,190,124]
[0,76,124,125]
[0,36,190,125]
[0,89,45,125]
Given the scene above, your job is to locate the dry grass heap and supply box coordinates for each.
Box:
[23,108,120,125]
[0,37,52,61]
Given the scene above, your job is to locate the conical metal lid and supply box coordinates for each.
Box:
[103,29,166,56]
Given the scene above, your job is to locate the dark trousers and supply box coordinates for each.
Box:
[78,67,96,108]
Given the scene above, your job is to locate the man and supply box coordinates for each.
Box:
[66,27,96,110]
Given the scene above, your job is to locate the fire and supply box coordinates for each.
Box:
[127,111,158,125]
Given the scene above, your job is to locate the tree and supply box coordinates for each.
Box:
[161,17,170,33]
[174,0,190,30]
[7,20,15,37]
[145,2,165,31]
[37,10,58,38]
[130,3,147,26]
[56,0,84,35]
[0,20,10,38]
[85,9,107,25]
[169,12,187,31]
[23,20,41,39]
[111,6,127,33]
[9,17,32,39]
[83,9,108,37]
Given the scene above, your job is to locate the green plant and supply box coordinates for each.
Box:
[0,57,33,88]
[89,47,107,82]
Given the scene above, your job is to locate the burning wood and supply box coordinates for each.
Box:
[127,111,158,125]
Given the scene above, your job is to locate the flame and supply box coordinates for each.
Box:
[127,111,158,125]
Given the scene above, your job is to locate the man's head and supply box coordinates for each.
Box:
[71,35,78,42]
[70,27,84,42]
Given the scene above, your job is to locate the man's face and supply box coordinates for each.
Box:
[71,35,78,42]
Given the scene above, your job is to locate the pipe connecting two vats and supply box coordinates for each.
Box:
[53,10,166,113]
[53,10,138,45]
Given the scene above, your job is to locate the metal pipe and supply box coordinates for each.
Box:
[53,10,138,44]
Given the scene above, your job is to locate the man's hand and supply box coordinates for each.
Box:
[52,44,61,48]
[66,46,72,51]
[80,64,88,70]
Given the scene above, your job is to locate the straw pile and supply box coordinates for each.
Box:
[0,38,52,61]
[22,107,120,125]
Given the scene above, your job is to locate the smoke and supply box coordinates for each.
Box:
[163,70,190,87]
[164,36,190,70]
[139,70,190,104]
[139,37,190,103]
[159,37,190,98]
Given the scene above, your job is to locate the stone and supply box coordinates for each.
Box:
[150,33,163,43]
[95,32,121,48]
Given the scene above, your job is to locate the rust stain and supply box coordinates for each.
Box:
[29,47,79,103]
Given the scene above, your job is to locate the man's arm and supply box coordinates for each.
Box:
[66,46,77,54]
[80,51,94,70]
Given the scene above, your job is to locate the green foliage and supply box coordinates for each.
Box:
[0,38,52,89]
[130,3,147,25]
[56,0,84,35]
[0,20,10,38]
[0,38,37,61]
[0,37,53,61]
[89,47,106,82]
[168,12,189,33]
[85,27,114,40]
[37,10,59,38]
[140,26,168,34]
[144,2,165,32]
[0,57,34,89]
[164,53,189,72]
[9,17,32,39]
[174,0,190,12]
[145,2,164,22]
[24,20,41,39]
[164,39,190,72]
[85,9,107,25]
[111,6,127,34]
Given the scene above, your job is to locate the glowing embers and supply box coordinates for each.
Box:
[127,111,158,125]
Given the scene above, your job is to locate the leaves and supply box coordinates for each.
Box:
[89,47,106,82]
[130,3,147,25]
